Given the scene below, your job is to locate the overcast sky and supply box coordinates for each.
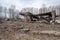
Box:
[0,0,60,10]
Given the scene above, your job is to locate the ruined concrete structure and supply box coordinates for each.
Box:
[20,12,32,22]
[20,10,56,23]
[20,12,39,22]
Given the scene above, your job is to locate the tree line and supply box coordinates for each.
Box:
[0,4,60,21]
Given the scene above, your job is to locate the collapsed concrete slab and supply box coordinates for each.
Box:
[31,30,60,37]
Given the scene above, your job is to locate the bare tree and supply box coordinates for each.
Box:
[55,5,60,16]
[39,8,42,14]
[11,5,15,19]
[41,4,47,13]
[0,6,3,23]
[9,5,15,20]
[4,7,7,19]
[14,10,19,20]
[9,8,12,20]
[21,7,38,14]
[0,6,2,19]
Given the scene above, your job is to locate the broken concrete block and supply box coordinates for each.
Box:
[20,29,30,32]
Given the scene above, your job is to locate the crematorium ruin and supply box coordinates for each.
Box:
[20,9,56,24]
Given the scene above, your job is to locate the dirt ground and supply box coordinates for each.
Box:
[0,21,60,40]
